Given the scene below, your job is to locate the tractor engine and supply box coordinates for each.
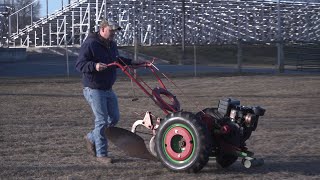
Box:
[216,98,266,147]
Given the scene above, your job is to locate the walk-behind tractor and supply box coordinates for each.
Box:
[105,60,266,173]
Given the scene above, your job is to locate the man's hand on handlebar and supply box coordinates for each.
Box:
[95,63,108,71]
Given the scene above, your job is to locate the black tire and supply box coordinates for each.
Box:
[197,108,238,168]
[152,87,180,112]
[155,111,211,173]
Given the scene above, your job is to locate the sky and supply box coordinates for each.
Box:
[39,0,69,17]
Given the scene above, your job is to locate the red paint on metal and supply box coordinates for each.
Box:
[150,66,166,89]
[107,61,179,115]
[200,114,214,132]
[221,125,231,134]
[164,127,193,161]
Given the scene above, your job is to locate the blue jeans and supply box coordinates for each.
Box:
[83,87,120,157]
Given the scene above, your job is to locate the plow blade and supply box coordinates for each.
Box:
[105,127,156,161]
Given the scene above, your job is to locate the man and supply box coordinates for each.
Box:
[75,19,132,164]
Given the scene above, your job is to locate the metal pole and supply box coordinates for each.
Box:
[194,44,197,77]
[27,33,29,47]
[34,30,36,46]
[180,0,185,65]
[133,0,136,46]
[72,10,74,44]
[277,0,284,73]
[154,3,157,45]
[6,16,9,47]
[80,7,82,44]
[49,23,51,46]
[134,36,138,62]
[46,0,48,18]
[30,4,33,25]
[42,26,44,46]
[306,0,310,41]
[140,1,144,45]
[56,19,59,45]
[8,15,11,36]
[237,39,243,73]
[95,0,99,32]
[133,36,138,79]
[16,13,18,35]
[88,2,91,33]
[64,15,69,77]
[104,0,107,19]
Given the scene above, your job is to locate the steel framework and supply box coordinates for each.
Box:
[4,0,320,47]
[0,3,12,47]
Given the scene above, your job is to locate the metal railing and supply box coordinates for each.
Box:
[9,0,88,40]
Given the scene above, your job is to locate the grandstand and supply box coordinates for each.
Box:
[0,3,12,47]
[1,0,320,47]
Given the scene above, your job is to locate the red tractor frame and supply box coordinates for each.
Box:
[106,60,265,173]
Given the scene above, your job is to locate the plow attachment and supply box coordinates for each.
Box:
[105,127,156,161]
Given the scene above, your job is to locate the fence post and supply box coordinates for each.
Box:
[277,42,284,73]
[64,15,69,78]
[237,39,243,73]
[134,36,138,62]
[134,36,138,78]
[277,0,284,73]
[193,44,197,77]
[180,0,185,65]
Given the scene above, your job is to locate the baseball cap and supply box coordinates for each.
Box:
[99,19,122,31]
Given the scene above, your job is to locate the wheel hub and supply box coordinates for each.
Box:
[164,126,194,161]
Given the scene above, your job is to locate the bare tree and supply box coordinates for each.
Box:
[13,0,41,28]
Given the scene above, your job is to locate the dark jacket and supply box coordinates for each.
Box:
[75,33,131,90]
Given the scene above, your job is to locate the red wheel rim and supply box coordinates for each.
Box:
[164,126,194,161]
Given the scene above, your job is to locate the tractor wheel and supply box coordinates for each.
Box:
[155,111,211,173]
[216,153,238,168]
[197,108,238,168]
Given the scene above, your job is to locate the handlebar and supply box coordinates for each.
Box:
[106,58,156,70]
[104,58,174,114]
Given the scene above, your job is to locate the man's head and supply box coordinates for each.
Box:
[99,20,122,41]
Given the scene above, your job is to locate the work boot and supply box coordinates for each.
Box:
[84,135,96,157]
[96,156,113,164]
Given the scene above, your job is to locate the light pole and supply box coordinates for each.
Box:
[180,0,185,65]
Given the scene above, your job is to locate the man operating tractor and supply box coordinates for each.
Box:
[75,19,133,164]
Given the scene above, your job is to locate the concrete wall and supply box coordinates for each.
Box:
[0,48,26,62]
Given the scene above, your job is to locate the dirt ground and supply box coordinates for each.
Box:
[0,74,319,179]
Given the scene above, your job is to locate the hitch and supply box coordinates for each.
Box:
[131,111,161,157]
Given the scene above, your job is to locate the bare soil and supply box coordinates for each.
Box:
[0,74,319,179]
